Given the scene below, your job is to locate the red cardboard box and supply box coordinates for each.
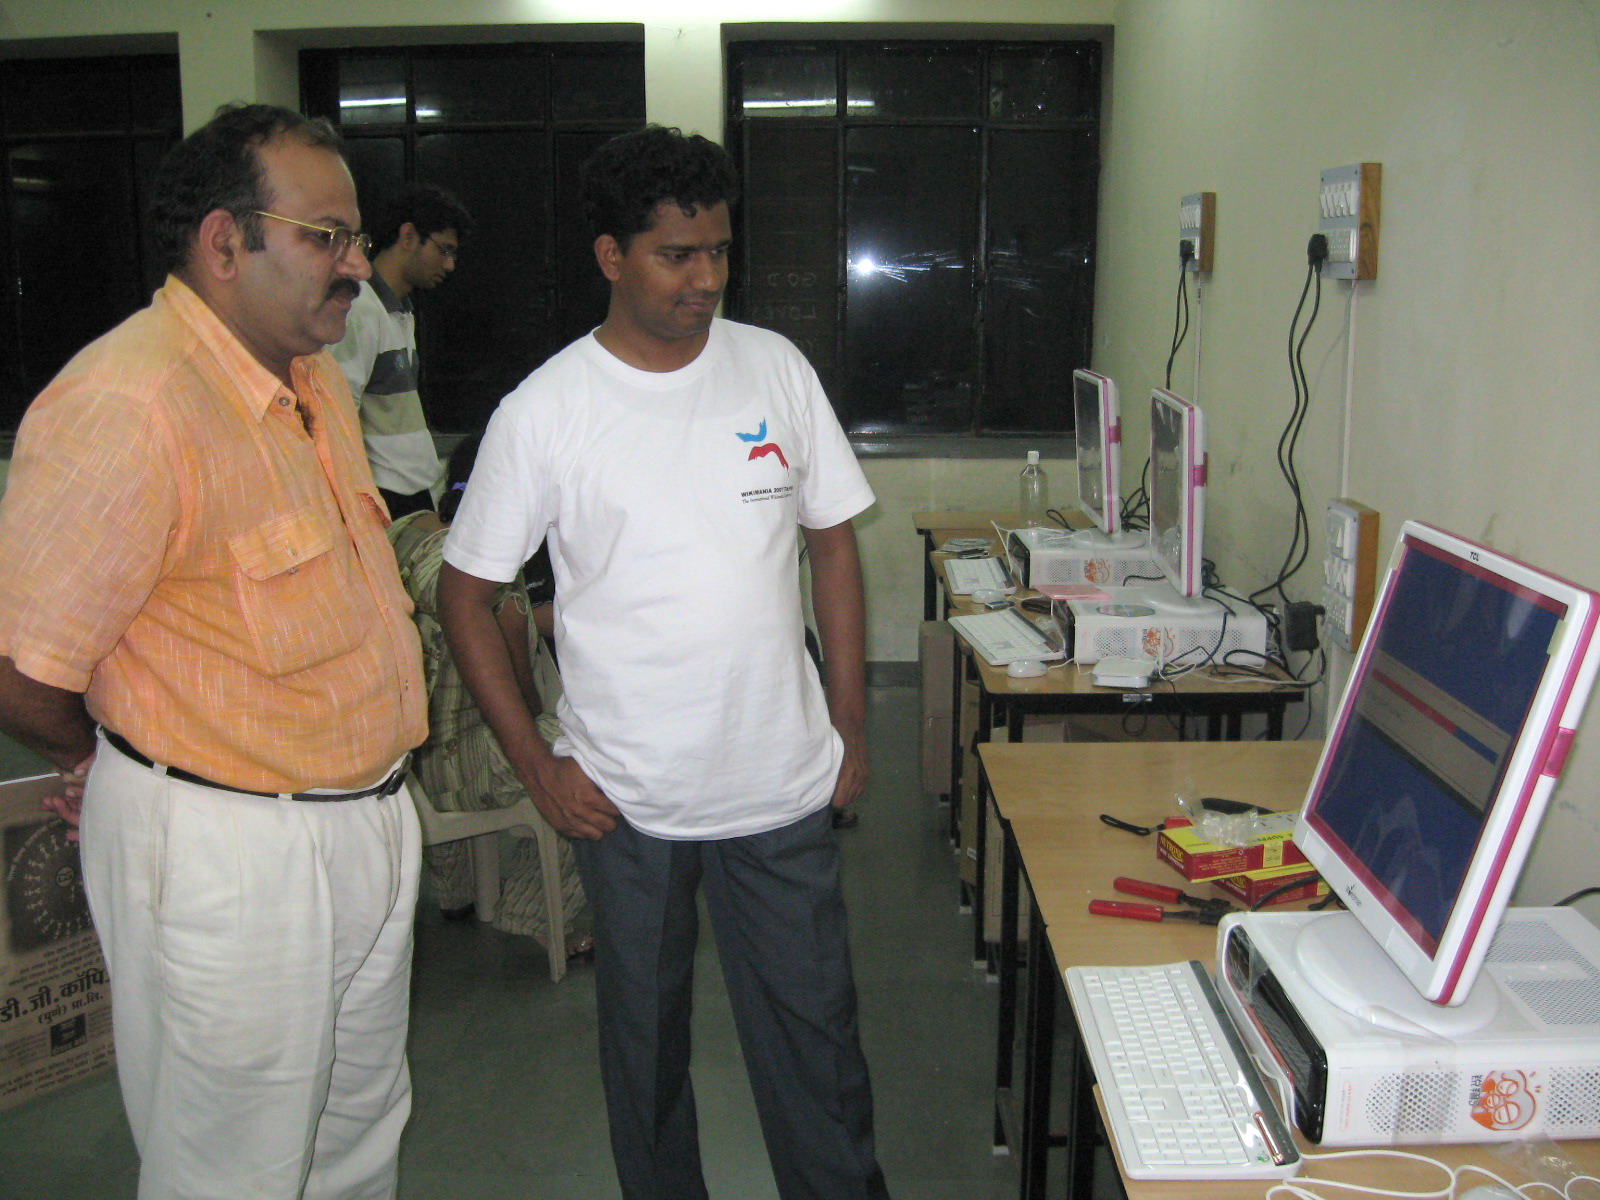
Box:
[1156,813,1308,883]
[1213,863,1327,908]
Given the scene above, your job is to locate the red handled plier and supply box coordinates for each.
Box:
[1113,876,1237,917]
[1088,900,1223,925]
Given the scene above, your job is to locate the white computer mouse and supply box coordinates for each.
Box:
[1006,659,1048,679]
[970,588,1008,605]
[1458,1186,1523,1200]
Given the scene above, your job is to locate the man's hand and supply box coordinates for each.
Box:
[526,754,621,840]
[831,724,868,811]
[42,749,95,843]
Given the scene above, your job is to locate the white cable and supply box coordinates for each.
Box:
[1338,282,1359,497]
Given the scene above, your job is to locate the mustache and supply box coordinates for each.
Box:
[327,279,360,302]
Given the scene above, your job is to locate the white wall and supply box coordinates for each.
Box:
[1093,0,1600,905]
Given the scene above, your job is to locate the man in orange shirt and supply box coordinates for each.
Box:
[0,104,427,1199]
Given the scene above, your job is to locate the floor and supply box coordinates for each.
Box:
[0,685,1027,1199]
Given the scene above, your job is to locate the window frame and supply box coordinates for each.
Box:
[724,38,1103,444]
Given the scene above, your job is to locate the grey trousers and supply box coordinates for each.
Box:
[572,806,890,1200]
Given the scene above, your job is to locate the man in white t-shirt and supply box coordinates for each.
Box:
[437,126,889,1200]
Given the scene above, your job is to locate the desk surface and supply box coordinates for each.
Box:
[980,740,1322,951]
[915,510,1024,533]
[980,740,1600,1198]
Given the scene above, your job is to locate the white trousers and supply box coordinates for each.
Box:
[79,735,422,1200]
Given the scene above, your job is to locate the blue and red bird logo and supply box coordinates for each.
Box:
[736,419,788,469]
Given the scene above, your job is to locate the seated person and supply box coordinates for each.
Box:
[388,435,590,964]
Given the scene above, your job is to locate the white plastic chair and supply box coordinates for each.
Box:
[408,774,570,982]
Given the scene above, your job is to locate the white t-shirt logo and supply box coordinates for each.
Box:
[736,418,789,469]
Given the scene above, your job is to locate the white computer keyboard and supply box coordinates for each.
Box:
[946,609,1063,666]
[1064,961,1301,1181]
[944,555,1011,595]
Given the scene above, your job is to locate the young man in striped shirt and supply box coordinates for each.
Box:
[333,182,471,518]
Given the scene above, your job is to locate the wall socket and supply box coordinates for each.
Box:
[1322,498,1380,650]
[1179,191,1215,273]
[1318,163,1381,280]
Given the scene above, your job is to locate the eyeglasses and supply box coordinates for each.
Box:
[425,236,460,262]
[252,211,372,260]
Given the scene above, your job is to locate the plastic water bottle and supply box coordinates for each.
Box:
[1019,450,1048,527]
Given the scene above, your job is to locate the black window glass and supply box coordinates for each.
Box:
[741,125,839,394]
[341,137,406,228]
[303,41,645,434]
[728,40,1102,438]
[844,126,979,435]
[337,58,407,126]
[984,128,1098,432]
[1,59,130,136]
[846,46,980,121]
[415,53,548,125]
[989,44,1102,122]
[415,131,550,433]
[9,142,142,399]
[552,46,646,121]
[130,58,184,133]
[552,130,619,350]
[740,51,838,119]
[1,54,181,432]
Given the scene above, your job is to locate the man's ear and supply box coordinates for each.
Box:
[194,209,244,281]
[397,221,422,252]
[594,234,623,283]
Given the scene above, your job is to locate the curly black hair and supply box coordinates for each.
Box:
[580,124,739,248]
[370,182,473,255]
[147,103,344,278]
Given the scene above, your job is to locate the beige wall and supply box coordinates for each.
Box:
[1093,0,1600,906]
[6,0,1600,899]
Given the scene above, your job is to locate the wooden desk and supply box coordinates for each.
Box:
[914,511,1021,619]
[981,740,1322,1200]
[937,549,1304,960]
[978,740,1600,1199]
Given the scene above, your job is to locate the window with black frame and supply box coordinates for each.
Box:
[301,42,645,434]
[0,54,181,434]
[725,40,1102,439]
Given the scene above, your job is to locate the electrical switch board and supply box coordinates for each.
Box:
[1322,498,1380,651]
[1318,163,1381,281]
[1179,191,1215,273]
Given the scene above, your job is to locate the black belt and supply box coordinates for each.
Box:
[102,729,409,803]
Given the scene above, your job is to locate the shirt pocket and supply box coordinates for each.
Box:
[228,510,369,677]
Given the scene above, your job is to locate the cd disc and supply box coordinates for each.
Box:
[1098,603,1155,618]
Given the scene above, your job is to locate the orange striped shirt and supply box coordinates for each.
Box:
[0,277,426,792]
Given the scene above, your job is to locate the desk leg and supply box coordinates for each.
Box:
[949,650,969,848]
[974,764,991,969]
[923,531,938,620]
[993,822,1021,1152]
[1066,1036,1103,1200]
[1267,700,1286,741]
[1019,908,1055,1200]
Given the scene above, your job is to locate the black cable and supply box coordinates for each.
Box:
[1554,887,1600,907]
[1251,875,1319,912]
[1250,235,1328,618]
[1164,251,1192,390]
